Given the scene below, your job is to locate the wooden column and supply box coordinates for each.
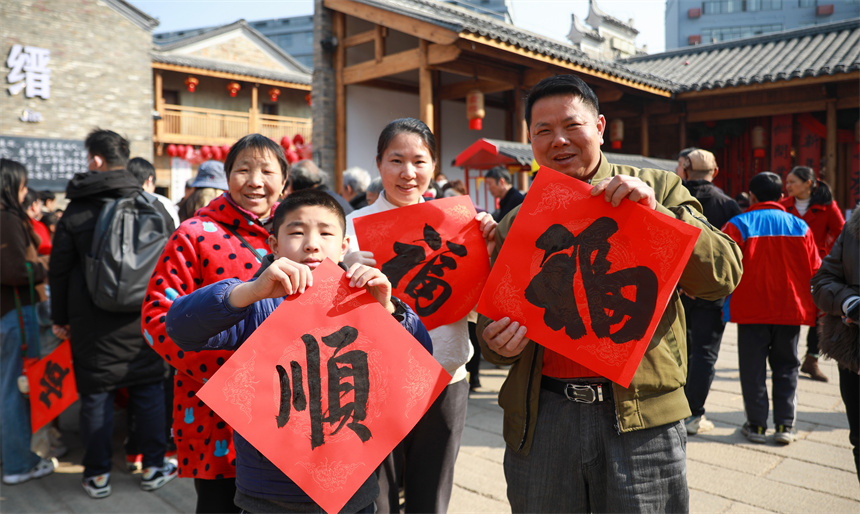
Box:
[154,71,164,148]
[432,69,442,176]
[514,84,529,191]
[640,114,650,156]
[825,99,837,188]
[334,11,346,191]
[679,113,687,151]
[419,39,433,133]
[250,84,259,133]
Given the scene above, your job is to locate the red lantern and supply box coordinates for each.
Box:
[466,89,485,130]
[280,136,291,150]
[285,149,300,163]
[201,145,213,160]
[293,134,304,146]
[751,125,766,158]
[305,92,312,106]
[184,76,199,93]
[609,119,624,150]
[211,145,223,161]
[166,144,178,157]
[220,145,231,159]
[268,87,281,102]
[227,81,241,97]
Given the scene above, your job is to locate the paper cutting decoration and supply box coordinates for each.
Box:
[28,340,78,433]
[352,195,490,330]
[198,259,449,514]
[476,167,701,387]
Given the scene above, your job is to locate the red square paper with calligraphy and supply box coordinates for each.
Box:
[28,340,78,433]
[197,259,449,514]
[352,196,490,330]
[477,167,700,387]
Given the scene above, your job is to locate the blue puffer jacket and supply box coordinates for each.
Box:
[166,277,432,505]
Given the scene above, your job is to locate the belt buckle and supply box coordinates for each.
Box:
[563,383,602,403]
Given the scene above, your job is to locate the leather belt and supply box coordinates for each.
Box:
[540,376,611,404]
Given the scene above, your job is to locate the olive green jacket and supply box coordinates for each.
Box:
[477,154,743,454]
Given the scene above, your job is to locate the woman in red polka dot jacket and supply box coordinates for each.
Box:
[142,134,288,513]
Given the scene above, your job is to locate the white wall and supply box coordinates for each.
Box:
[345,84,508,210]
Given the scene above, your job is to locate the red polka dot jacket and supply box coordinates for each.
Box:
[142,193,274,480]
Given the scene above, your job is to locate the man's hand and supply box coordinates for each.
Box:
[52,324,70,340]
[591,175,657,210]
[482,317,529,358]
[343,250,376,268]
[346,263,395,313]
[229,258,312,308]
[475,211,498,256]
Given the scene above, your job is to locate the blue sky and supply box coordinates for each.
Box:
[130,0,667,53]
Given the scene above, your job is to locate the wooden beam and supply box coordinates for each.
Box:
[427,44,461,65]
[687,99,829,122]
[358,78,419,94]
[433,59,521,86]
[432,70,442,177]
[676,71,860,99]
[335,11,347,190]
[595,86,624,103]
[458,33,672,98]
[375,25,387,63]
[343,47,420,84]
[438,79,513,101]
[342,29,376,48]
[154,71,164,144]
[419,40,434,133]
[826,99,837,189]
[640,114,649,156]
[514,83,529,192]
[250,84,259,133]
[679,114,686,149]
[151,62,310,90]
[324,0,459,45]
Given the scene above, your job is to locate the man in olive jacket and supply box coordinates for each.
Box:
[477,75,743,512]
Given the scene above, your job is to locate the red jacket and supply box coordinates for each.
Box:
[142,193,274,480]
[780,197,845,258]
[722,202,821,326]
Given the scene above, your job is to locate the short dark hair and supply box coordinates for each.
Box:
[289,160,324,191]
[37,190,55,202]
[85,128,130,169]
[749,172,783,203]
[376,118,437,165]
[127,157,155,185]
[272,188,346,237]
[525,74,600,130]
[484,166,512,184]
[23,189,39,210]
[788,166,833,206]
[224,133,289,181]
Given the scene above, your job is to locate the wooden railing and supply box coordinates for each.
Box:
[155,104,312,146]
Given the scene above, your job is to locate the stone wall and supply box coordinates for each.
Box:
[188,33,285,70]
[0,0,154,160]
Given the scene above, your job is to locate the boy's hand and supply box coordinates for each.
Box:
[229,258,313,308]
[476,211,498,256]
[346,263,395,314]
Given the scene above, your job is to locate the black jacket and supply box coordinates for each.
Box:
[494,187,525,222]
[49,169,166,394]
[684,179,741,230]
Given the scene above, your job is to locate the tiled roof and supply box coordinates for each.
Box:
[151,53,312,85]
[349,0,675,91]
[622,18,860,92]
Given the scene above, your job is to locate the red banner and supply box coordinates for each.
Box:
[476,167,700,387]
[797,116,822,173]
[27,340,78,433]
[770,114,793,180]
[197,259,449,514]
[352,196,490,330]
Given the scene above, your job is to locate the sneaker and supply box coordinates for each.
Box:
[82,473,111,499]
[2,457,56,485]
[741,422,767,444]
[774,425,796,444]
[685,415,715,435]
[126,453,143,473]
[141,461,177,491]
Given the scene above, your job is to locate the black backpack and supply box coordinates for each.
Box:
[84,191,175,312]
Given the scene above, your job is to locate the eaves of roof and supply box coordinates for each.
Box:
[151,53,312,86]
[622,18,860,92]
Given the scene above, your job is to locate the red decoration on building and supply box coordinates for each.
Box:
[227,81,241,97]
[466,89,485,130]
[166,144,178,157]
[751,125,766,159]
[305,92,312,106]
[609,119,624,150]
[184,76,199,93]
[268,87,281,102]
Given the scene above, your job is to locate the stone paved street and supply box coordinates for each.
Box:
[2,325,858,513]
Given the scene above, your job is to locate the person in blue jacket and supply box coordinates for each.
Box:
[165,189,432,513]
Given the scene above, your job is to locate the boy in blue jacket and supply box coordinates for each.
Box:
[165,189,432,513]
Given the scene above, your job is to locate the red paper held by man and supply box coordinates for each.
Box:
[476,166,701,387]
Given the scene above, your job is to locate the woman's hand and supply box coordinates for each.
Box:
[346,263,395,313]
[476,211,498,256]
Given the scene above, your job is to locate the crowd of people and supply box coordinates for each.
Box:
[1,72,857,513]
